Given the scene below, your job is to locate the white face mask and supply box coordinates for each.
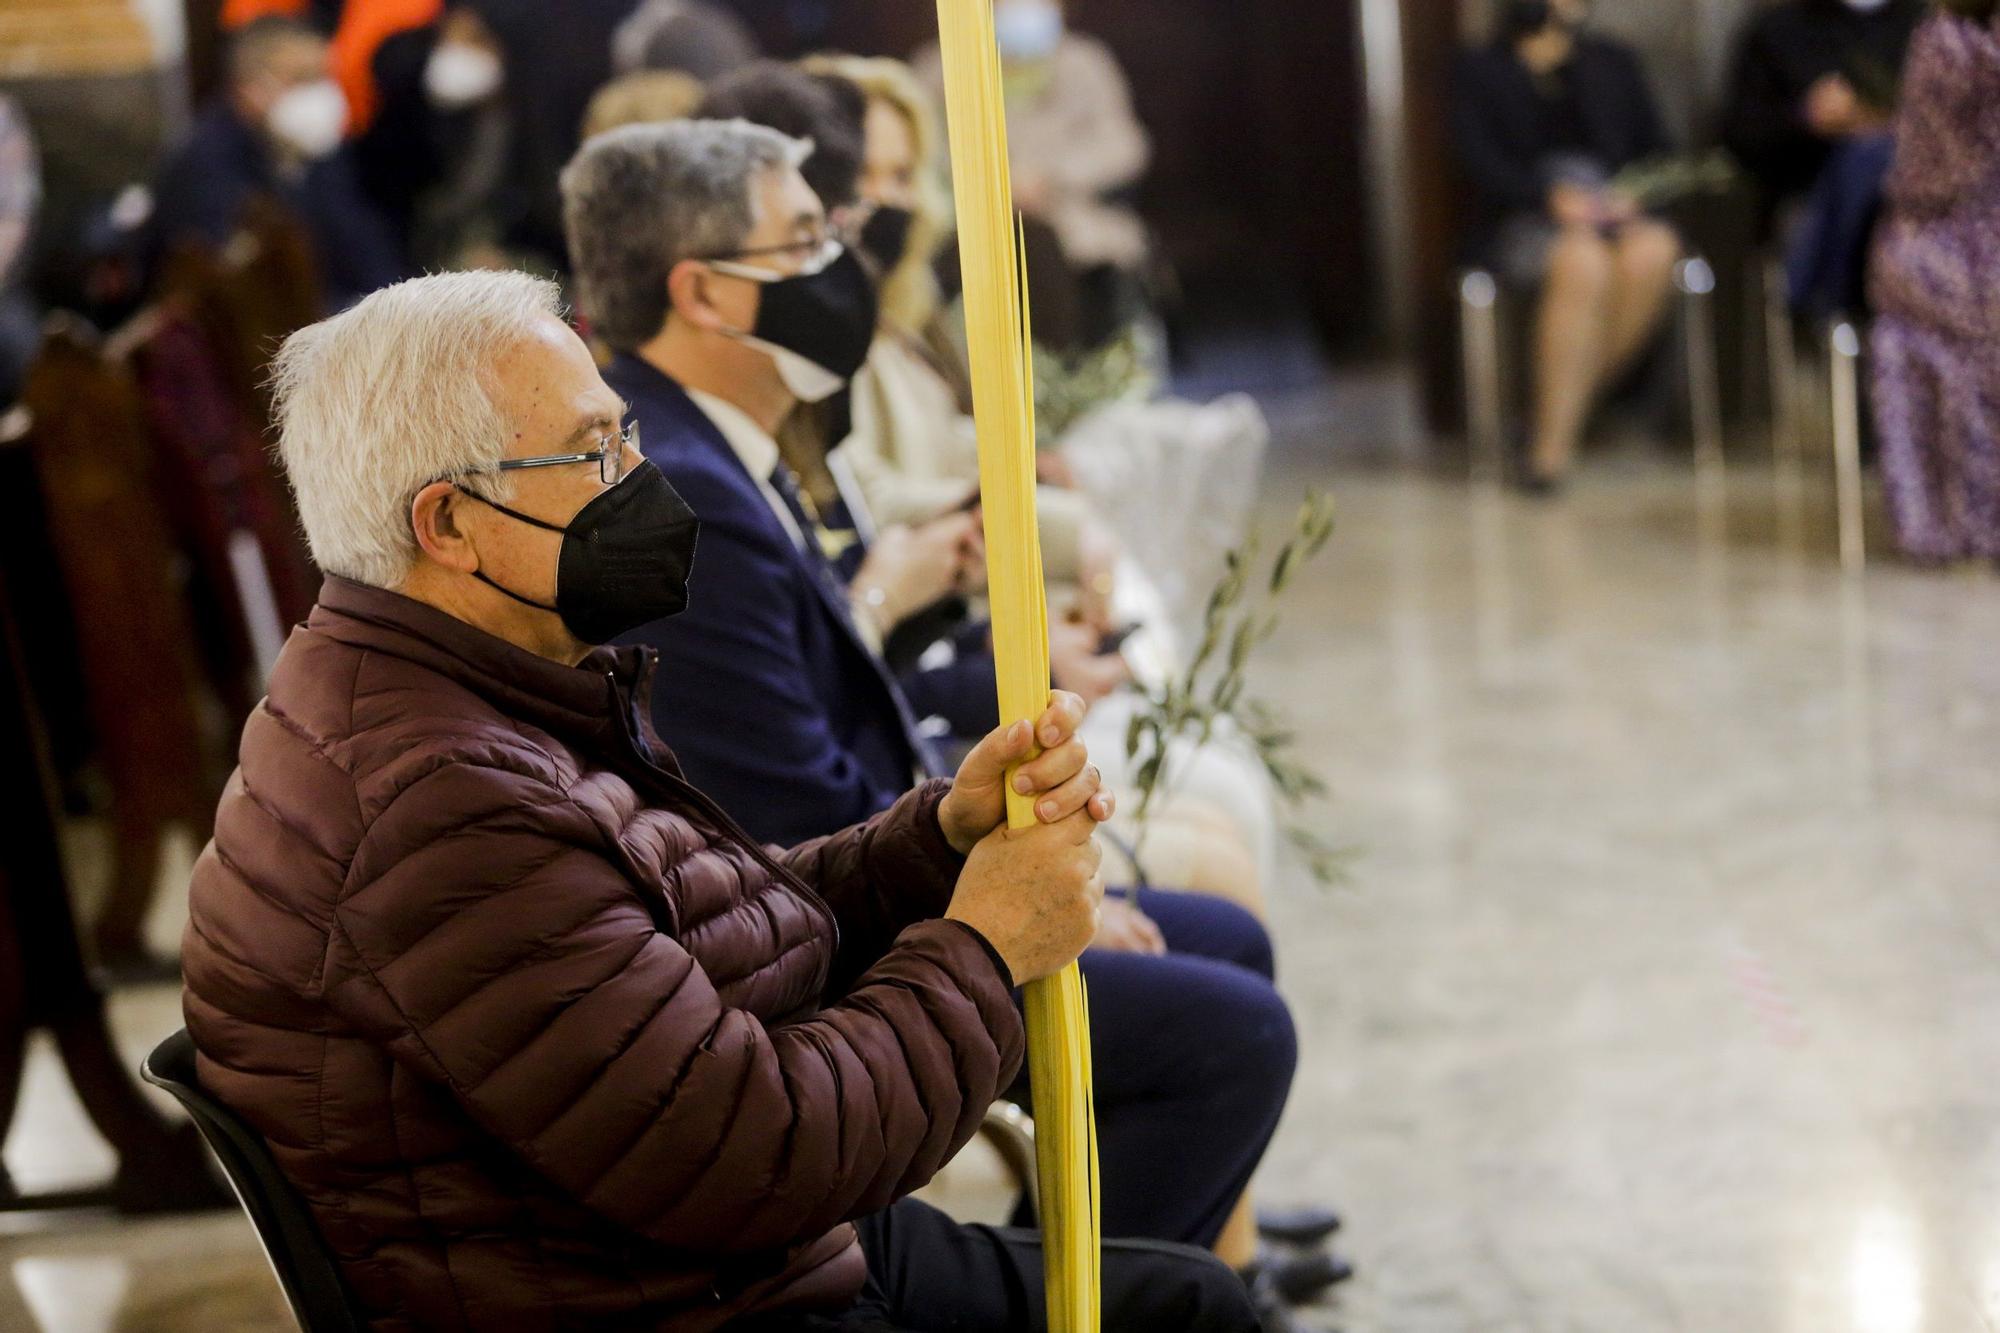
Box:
[734,333,846,403]
[425,42,504,109]
[267,79,347,159]
[994,1,1064,61]
[1841,0,1892,10]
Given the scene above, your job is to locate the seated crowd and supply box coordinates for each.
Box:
[9,0,1992,1328]
[1450,0,1999,568]
[107,2,1342,1331]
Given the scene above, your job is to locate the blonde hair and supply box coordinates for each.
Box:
[581,69,707,141]
[269,270,564,589]
[802,53,952,333]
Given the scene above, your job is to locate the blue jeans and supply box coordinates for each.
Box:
[1008,889,1297,1249]
[1786,133,1895,320]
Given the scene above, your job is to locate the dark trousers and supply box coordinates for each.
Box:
[736,1197,1258,1332]
[1013,888,1297,1249]
[1786,133,1895,320]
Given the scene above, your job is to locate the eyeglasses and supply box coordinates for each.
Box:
[699,228,852,278]
[489,421,640,486]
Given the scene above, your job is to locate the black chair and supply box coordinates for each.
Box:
[141,1028,366,1333]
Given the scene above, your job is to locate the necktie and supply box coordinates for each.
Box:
[770,464,941,778]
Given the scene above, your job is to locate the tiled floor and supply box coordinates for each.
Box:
[1250,453,2000,1331]
[5,443,1998,1331]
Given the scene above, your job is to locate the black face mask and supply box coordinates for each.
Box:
[747,245,880,383]
[460,459,701,644]
[860,205,916,275]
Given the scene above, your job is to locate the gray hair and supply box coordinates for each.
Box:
[561,118,809,354]
[227,15,324,85]
[268,270,564,589]
[610,0,758,78]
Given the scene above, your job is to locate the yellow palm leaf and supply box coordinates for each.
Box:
[930,1,1101,1327]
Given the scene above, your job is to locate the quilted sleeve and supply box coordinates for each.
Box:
[325,762,1023,1255]
[775,779,968,992]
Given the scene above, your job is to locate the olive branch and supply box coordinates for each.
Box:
[1032,325,1158,440]
[1607,150,1738,209]
[1122,491,1346,885]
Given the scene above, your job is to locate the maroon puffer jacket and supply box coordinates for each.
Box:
[182,577,1025,1331]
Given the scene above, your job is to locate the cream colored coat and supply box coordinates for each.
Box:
[841,332,1091,582]
[916,33,1151,270]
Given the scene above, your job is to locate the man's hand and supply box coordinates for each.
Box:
[1091,897,1167,955]
[1803,74,1875,139]
[853,512,981,633]
[948,508,988,596]
[1049,613,1132,705]
[939,689,1111,855]
[1075,521,1122,632]
[1014,170,1054,217]
[1548,182,1606,229]
[947,809,1106,983]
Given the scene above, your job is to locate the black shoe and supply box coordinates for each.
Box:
[1256,1204,1343,1248]
[1511,468,1564,499]
[1259,1247,1354,1305]
[1248,1268,1343,1333]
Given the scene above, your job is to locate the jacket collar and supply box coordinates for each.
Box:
[605,353,937,781]
[607,351,707,426]
[307,575,652,759]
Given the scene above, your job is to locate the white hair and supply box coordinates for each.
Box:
[269,270,565,589]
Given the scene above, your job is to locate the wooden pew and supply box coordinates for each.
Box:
[19,315,219,969]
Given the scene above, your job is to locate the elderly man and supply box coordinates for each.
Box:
[152,16,405,308]
[563,116,1311,1313]
[179,270,1254,1331]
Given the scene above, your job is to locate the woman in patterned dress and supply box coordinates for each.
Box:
[1867,0,2000,563]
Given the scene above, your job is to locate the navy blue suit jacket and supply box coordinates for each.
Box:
[607,355,933,847]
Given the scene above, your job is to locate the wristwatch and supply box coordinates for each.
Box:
[856,583,890,632]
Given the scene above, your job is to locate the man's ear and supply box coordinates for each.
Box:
[666,258,731,335]
[411,481,480,573]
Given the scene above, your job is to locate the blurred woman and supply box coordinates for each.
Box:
[803,56,1120,614]
[914,0,1151,351]
[580,69,705,141]
[1451,0,1682,492]
[1867,0,2000,565]
[806,54,1276,918]
[362,5,524,269]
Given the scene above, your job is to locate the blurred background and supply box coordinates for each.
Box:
[1,1,1997,1329]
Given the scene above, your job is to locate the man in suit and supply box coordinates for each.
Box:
[563,119,1319,1305]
